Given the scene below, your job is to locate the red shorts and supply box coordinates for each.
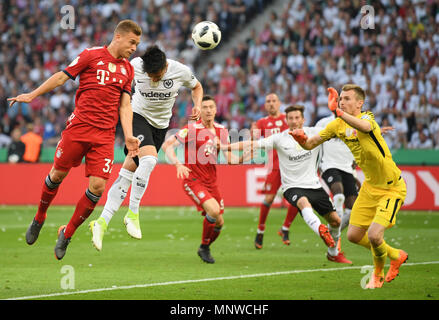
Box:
[261,168,282,195]
[54,115,115,179]
[183,179,224,216]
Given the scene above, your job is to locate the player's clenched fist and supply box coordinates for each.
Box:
[289,129,308,145]
[189,106,201,121]
[125,136,141,157]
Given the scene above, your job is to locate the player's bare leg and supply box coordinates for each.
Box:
[198,199,222,264]
[26,167,69,245]
[125,146,158,239]
[255,193,275,249]
[296,197,335,248]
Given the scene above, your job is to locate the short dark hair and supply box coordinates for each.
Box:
[202,95,215,102]
[141,45,167,74]
[284,105,305,117]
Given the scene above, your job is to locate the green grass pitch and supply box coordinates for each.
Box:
[1,205,438,301]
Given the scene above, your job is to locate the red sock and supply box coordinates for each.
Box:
[258,202,271,231]
[64,190,99,239]
[209,226,222,245]
[201,216,216,246]
[283,205,298,229]
[35,179,60,224]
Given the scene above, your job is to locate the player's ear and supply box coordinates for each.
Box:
[113,33,122,41]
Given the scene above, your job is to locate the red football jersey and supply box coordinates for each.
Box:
[63,46,134,129]
[176,120,229,184]
[255,113,288,168]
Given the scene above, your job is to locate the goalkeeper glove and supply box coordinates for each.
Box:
[327,87,344,117]
[289,129,308,145]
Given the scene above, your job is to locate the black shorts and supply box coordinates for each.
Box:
[321,168,358,197]
[283,187,335,216]
[124,112,168,166]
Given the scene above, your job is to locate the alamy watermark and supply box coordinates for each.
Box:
[360,265,374,289]
[60,5,75,29]
[60,265,75,290]
[360,5,375,29]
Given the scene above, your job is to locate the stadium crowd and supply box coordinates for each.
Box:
[0,0,438,163]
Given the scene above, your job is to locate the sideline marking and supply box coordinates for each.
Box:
[4,261,439,300]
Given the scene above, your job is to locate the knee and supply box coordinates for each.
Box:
[296,197,310,210]
[330,185,343,196]
[209,207,221,219]
[367,230,382,247]
[49,168,68,184]
[89,181,106,196]
[205,203,221,220]
[264,194,275,206]
[347,229,362,244]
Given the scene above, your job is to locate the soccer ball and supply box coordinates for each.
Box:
[191,21,221,50]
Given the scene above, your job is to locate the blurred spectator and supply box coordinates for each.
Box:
[431,115,439,149]
[408,123,433,149]
[382,117,398,150]
[393,113,409,149]
[49,88,71,111]
[0,126,11,148]
[246,101,264,123]
[414,94,433,126]
[7,128,25,163]
[20,123,43,163]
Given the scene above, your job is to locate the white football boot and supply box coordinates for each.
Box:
[89,217,108,251]
[124,209,142,239]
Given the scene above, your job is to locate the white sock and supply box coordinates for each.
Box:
[327,224,341,256]
[333,193,345,217]
[341,208,351,231]
[101,168,133,225]
[129,155,158,214]
[281,226,289,231]
[300,207,321,236]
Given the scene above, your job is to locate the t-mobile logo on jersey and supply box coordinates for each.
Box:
[97,69,110,85]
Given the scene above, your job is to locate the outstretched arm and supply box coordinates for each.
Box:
[289,130,324,150]
[221,148,253,164]
[8,71,70,107]
[222,139,258,151]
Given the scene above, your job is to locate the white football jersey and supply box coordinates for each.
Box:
[315,115,355,174]
[257,127,323,191]
[131,57,199,129]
